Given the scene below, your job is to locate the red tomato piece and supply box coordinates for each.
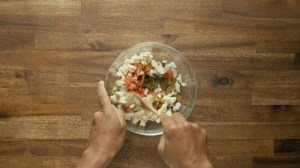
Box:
[143,65,153,73]
[164,70,173,79]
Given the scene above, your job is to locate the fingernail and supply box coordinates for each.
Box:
[99,80,104,85]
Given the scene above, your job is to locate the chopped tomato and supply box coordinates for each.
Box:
[125,76,132,88]
[122,105,130,113]
[134,63,142,75]
[164,70,173,79]
[136,88,144,95]
[143,65,153,73]
[125,75,138,91]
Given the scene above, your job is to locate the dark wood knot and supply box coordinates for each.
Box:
[212,76,232,87]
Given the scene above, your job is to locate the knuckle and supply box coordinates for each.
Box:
[168,125,178,134]
[201,128,207,135]
[93,111,103,120]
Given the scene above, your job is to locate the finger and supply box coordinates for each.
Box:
[157,133,166,154]
[93,111,104,125]
[172,113,187,125]
[160,113,176,129]
[97,80,111,111]
[113,105,126,128]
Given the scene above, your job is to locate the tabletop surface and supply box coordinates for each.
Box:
[0,0,300,168]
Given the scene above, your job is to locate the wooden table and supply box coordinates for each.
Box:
[0,0,300,167]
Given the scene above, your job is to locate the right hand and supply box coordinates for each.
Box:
[158,113,213,168]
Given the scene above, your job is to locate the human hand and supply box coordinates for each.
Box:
[77,81,126,168]
[158,113,213,168]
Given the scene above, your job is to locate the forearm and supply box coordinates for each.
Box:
[77,148,113,168]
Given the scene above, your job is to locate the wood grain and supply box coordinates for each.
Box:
[0,0,300,167]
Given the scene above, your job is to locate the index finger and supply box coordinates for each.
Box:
[160,113,176,130]
[97,80,111,111]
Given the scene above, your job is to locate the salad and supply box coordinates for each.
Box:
[110,51,186,127]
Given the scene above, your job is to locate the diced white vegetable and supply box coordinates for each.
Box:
[166,110,172,116]
[158,103,168,113]
[135,109,144,117]
[128,64,136,73]
[173,102,182,111]
[110,95,117,103]
[175,81,181,93]
[151,59,166,74]
[181,82,186,86]
[157,94,162,98]
[125,113,134,120]
[115,71,123,78]
[169,97,177,106]
[165,62,177,70]
[155,118,161,123]
[144,88,149,95]
[129,104,135,109]
[115,80,124,86]
[171,68,177,78]
[139,120,146,127]
[147,69,154,77]
[176,74,182,83]
[131,118,139,124]
[145,94,153,102]
[115,91,124,97]
[119,97,127,104]
[124,59,131,64]
[162,59,168,64]
[138,71,144,76]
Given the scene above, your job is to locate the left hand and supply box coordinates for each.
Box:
[77,81,126,168]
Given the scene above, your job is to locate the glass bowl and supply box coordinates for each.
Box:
[105,42,197,136]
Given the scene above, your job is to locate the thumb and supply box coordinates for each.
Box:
[113,105,126,128]
[157,133,166,154]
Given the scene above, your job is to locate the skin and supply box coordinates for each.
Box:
[158,113,213,168]
[77,80,213,168]
[77,81,126,168]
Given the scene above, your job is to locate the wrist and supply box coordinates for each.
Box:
[182,157,213,168]
[78,147,113,168]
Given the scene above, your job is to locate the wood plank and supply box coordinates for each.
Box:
[208,139,273,156]
[223,0,300,18]
[1,116,299,140]
[0,104,82,117]
[0,139,87,156]
[274,139,300,156]
[43,156,80,168]
[0,67,69,87]
[186,44,256,70]
[221,105,300,122]
[256,28,300,53]
[0,156,43,168]
[81,15,165,34]
[165,18,286,36]
[254,53,295,70]
[0,31,34,50]
[187,105,222,122]
[202,122,300,140]
[0,0,81,16]
[209,156,252,168]
[295,53,300,70]
[196,70,253,88]
[253,156,300,168]
[35,32,259,51]
[0,15,82,33]
[82,0,222,16]
[0,116,89,139]
[0,87,85,117]
[252,87,300,105]
[0,51,118,71]
[197,87,252,105]
[253,70,300,87]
